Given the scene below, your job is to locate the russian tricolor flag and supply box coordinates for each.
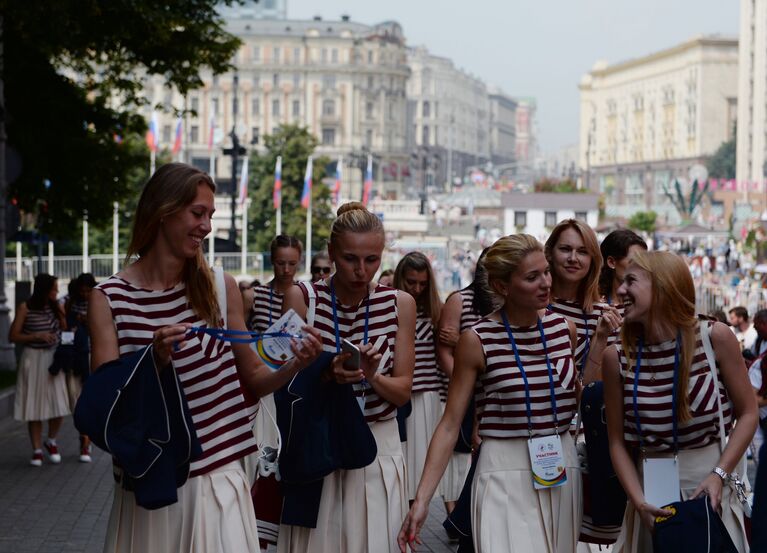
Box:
[333,156,342,205]
[301,156,313,209]
[273,156,282,209]
[145,111,159,152]
[172,117,183,155]
[362,154,373,206]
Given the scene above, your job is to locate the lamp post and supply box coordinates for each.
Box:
[223,73,245,248]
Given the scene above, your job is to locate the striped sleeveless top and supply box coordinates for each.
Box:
[548,298,616,370]
[299,279,399,423]
[96,275,259,477]
[412,311,441,394]
[617,321,734,452]
[23,305,60,349]
[439,288,484,401]
[248,283,284,333]
[473,312,577,439]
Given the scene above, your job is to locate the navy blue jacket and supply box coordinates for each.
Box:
[275,351,378,527]
[74,346,202,510]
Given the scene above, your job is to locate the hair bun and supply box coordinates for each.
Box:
[337,201,368,217]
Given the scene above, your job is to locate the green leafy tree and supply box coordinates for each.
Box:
[248,125,333,253]
[706,135,736,179]
[5,0,241,238]
[628,210,657,233]
[534,177,583,193]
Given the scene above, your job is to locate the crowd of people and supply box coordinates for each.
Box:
[10,162,766,553]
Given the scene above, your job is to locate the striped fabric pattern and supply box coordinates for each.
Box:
[617,322,734,452]
[548,298,616,369]
[440,288,483,401]
[23,306,60,349]
[299,280,399,423]
[412,312,441,394]
[96,276,259,477]
[248,284,283,333]
[473,312,577,439]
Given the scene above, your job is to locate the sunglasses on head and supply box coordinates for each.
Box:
[311,266,331,274]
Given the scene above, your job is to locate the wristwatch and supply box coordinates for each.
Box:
[712,466,730,482]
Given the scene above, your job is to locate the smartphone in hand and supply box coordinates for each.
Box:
[341,339,361,369]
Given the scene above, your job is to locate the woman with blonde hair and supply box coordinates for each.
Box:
[393,251,444,502]
[278,201,416,553]
[89,163,321,552]
[545,219,621,384]
[400,234,581,553]
[603,251,757,552]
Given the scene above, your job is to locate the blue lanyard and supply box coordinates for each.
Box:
[500,311,560,436]
[632,333,680,454]
[186,327,300,343]
[329,277,370,353]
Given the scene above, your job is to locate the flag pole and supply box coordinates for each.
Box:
[82,211,89,273]
[150,150,156,175]
[306,185,312,276]
[241,198,248,275]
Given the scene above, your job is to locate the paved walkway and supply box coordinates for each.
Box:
[0,415,458,553]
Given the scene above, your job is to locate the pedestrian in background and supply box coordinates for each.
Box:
[11,273,69,466]
[309,250,333,283]
[394,251,444,503]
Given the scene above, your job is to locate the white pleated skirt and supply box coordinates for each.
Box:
[471,432,582,553]
[66,372,83,411]
[277,417,407,553]
[613,441,748,553]
[404,390,443,500]
[443,451,472,502]
[103,461,259,553]
[14,347,70,422]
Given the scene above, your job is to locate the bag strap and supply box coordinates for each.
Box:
[303,281,317,326]
[700,320,727,452]
[213,267,228,329]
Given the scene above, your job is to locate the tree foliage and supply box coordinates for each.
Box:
[4,0,241,238]
[533,177,583,193]
[247,125,333,254]
[706,136,736,180]
[628,210,657,233]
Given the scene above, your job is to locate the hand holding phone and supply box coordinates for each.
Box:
[341,339,361,369]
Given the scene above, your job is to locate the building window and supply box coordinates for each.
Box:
[212,98,220,114]
[292,100,300,117]
[273,47,281,63]
[322,99,335,116]
[422,125,429,146]
[191,157,211,172]
[365,129,373,148]
[545,211,557,227]
[273,73,279,86]
[190,125,199,144]
[514,211,527,228]
[321,48,328,63]
[323,74,336,89]
[366,102,373,119]
[367,50,373,63]
[252,98,260,115]
[423,101,430,118]
[253,75,261,88]
[251,127,259,144]
[575,211,587,222]
[190,97,199,113]
[252,45,261,61]
[367,76,374,89]
[293,73,300,87]
[293,47,301,64]
[322,128,336,145]
[162,125,171,143]
[272,99,280,116]
[331,48,339,63]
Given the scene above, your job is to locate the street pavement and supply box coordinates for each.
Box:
[0,415,458,553]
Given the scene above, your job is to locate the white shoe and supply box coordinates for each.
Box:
[44,440,61,464]
[30,451,43,467]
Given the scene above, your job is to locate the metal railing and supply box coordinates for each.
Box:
[695,280,767,317]
[5,253,266,283]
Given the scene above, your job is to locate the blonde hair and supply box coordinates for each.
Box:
[330,202,385,247]
[393,252,442,325]
[545,218,602,311]
[482,234,544,293]
[620,251,697,422]
[127,163,220,327]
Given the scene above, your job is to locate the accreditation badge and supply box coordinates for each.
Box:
[528,434,567,490]
[642,457,680,508]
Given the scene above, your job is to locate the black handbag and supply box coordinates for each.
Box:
[653,496,738,553]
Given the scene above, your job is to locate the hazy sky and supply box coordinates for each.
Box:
[287,0,739,155]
